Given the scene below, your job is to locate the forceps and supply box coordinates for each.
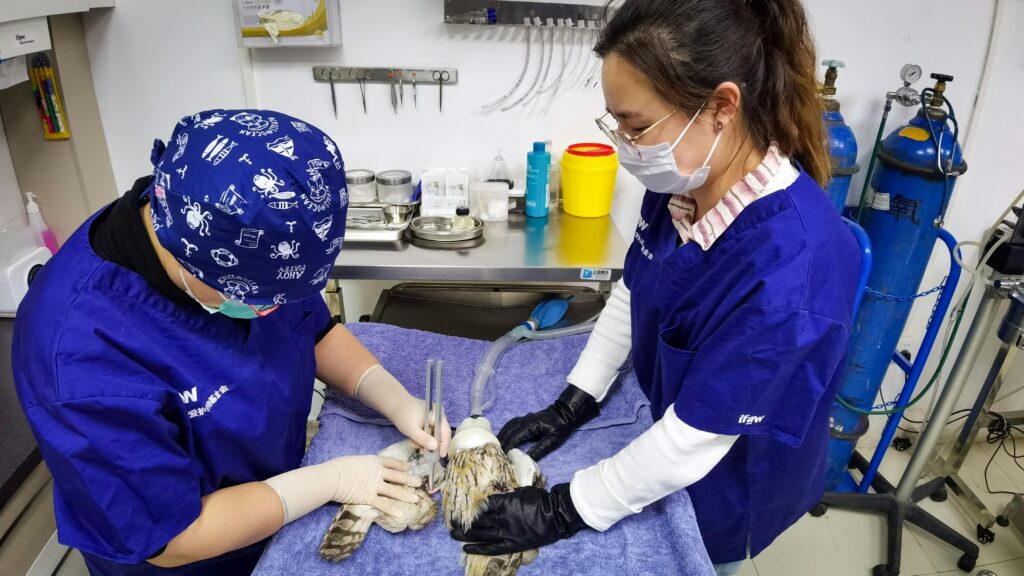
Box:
[422,359,445,492]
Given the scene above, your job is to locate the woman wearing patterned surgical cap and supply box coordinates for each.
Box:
[13,110,451,575]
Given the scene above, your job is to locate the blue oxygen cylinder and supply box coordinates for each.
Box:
[825,74,967,489]
[821,61,860,214]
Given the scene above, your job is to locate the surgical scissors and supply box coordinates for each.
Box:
[433,70,451,112]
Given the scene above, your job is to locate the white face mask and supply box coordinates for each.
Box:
[617,109,723,195]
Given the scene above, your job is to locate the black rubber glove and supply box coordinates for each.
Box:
[450,483,589,555]
[497,384,600,460]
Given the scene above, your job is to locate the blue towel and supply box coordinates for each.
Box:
[254,323,715,576]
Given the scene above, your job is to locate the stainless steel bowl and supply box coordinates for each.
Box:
[410,216,485,242]
[382,203,412,224]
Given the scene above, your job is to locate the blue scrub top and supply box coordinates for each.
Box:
[13,211,332,575]
[624,171,860,563]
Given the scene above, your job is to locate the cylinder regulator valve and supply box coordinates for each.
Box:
[821,59,844,98]
[890,63,923,107]
[929,73,954,109]
[819,59,845,113]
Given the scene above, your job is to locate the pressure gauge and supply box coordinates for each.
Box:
[900,64,923,84]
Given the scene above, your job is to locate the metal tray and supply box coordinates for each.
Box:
[345,203,416,243]
[409,216,485,242]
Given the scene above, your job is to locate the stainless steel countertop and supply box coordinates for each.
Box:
[332,210,629,282]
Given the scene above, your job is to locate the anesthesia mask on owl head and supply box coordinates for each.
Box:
[449,417,501,455]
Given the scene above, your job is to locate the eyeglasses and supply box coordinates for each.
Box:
[595,109,679,159]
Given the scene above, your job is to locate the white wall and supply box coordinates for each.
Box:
[81,1,1023,431]
[0,114,24,227]
[82,1,248,193]
[249,0,640,235]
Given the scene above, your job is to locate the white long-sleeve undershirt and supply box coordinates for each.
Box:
[566,156,799,532]
[571,406,738,531]
[566,278,632,402]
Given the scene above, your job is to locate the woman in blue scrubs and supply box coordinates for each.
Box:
[450,1,861,574]
[14,110,451,575]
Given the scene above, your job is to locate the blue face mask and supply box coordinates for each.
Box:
[179,268,278,319]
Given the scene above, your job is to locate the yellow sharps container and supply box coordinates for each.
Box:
[561,143,618,218]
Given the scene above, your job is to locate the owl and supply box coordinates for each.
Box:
[443,417,544,576]
[318,439,443,562]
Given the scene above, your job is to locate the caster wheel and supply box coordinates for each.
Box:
[809,503,828,518]
[996,515,1010,527]
[893,437,913,452]
[930,487,948,502]
[977,524,995,544]
[956,553,977,572]
[872,564,895,576]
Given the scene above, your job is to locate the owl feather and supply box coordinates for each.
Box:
[318,440,441,563]
[443,417,543,576]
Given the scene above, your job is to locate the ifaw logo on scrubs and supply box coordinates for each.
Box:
[738,414,765,425]
[178,385,232,419]
[633,216,655,261]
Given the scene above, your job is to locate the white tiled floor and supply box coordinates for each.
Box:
[746,441,1024,576]
[53,442,1024,576]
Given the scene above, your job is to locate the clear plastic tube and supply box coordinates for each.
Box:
[521,321,596,340]
[468,320,597,416]
[501,27,547,111]
[482,27,533,110]
[469,325,530,417]
[522,27,555,107]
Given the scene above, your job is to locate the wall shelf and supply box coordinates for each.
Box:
[443,0,605,27]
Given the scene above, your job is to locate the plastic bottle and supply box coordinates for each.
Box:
[526,141,551,218]
[453,206,473,231]
[546,140,561,208]
[25,192,58,254]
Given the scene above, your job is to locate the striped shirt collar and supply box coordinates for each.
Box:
[667,145,784,251]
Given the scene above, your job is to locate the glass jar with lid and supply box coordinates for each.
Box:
[376,170,414,204]
[346,169,377,203]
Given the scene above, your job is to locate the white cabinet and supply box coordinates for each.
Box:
[0,17,51,60]
[0,0,114,25]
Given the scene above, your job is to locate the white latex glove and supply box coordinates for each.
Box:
[264,455,420,524]
[355,365,452,457]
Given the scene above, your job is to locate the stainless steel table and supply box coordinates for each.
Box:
[329,211,629,321]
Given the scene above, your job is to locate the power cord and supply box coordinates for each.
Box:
[983,411,1024,497]
[879,384,971,435]
[896,410,971,435]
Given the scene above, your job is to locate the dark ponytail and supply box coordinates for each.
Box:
[595,0,830,186]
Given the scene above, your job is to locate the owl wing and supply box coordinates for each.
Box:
[374,485,439,533]
[506,449,544,490]
[318,503,378,562]
[378,439,420,461]
[465,552,525,576]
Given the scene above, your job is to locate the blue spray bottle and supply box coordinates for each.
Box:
[526,141,550,218]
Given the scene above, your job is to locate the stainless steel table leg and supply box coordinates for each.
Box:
[1005,495,1024,542]
[899,286,1002,500]
[325,279,345,323]
[918,288,1024,537]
